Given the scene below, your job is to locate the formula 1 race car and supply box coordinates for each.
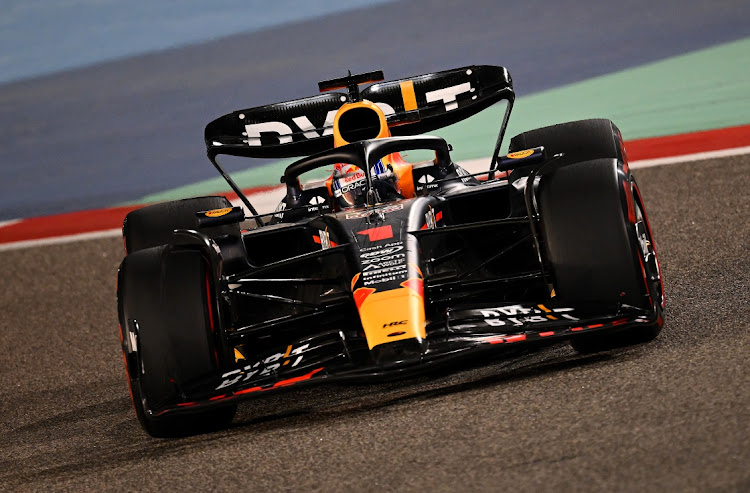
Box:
[117,66,664,437]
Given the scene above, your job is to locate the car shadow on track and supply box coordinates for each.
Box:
[227,344,644,433]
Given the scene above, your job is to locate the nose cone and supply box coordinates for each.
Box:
[371,337,427,367]
[356,284,426,351]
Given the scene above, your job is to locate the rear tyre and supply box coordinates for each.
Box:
[118,245,236,437]
[510,119,663,353]
[123,196,238,254]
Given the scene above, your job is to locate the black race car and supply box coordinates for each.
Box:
[117,66,663,437]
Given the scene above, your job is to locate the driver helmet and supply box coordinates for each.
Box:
[330,160,399,209]
[331,163,367,209]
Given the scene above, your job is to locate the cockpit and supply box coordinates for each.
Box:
[270,135,465,223]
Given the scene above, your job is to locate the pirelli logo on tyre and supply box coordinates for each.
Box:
[204,207,233,217]
[507,149,535,159]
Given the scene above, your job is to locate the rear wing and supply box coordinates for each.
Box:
[204,65,514,159]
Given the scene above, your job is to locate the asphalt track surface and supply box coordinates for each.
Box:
[1,155,748,491]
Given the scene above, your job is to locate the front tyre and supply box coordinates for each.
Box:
[511,119,664,352]
[117,245,236,437]
[123,196,239,254]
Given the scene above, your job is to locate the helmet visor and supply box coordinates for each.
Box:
[332,168,367,208]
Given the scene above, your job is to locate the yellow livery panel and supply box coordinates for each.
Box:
[356,285,426,349]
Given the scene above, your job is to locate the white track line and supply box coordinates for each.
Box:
[2,145,748,252]
[0,219,22,229]
[629,145,750,168]
[0,228,123,253]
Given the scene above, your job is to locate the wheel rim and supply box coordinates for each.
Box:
[632,182,664,309]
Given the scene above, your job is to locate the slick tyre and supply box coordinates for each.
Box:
[509,118,625,167]
[510,119,663,353]
[117,245,236,437]
[123,196,239,254]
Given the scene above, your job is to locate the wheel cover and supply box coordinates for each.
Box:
[632,181,664,309]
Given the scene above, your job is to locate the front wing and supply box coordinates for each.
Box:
[147,301,659,418]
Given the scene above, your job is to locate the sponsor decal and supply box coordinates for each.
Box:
[340,169,366,184]
[424,208,436,230]
[421,208,442,230]
[507,149,535,159]
[359,241,408,286]
[454,166,473,183]
[357,225,394,242]
[479,304,579,327]
[360,245,404,260]
[242,82,474,147]
[345,203,404,219]
[216,344,309,390]
[415,172,439,192]
[333,178,365,197]
[425,82,473,111]
[383,320,407,328]
[243,111,337,146]
[273,201,287,219]
[307,194,331,213]
[317,229,332,249]
[204,207,233,217]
